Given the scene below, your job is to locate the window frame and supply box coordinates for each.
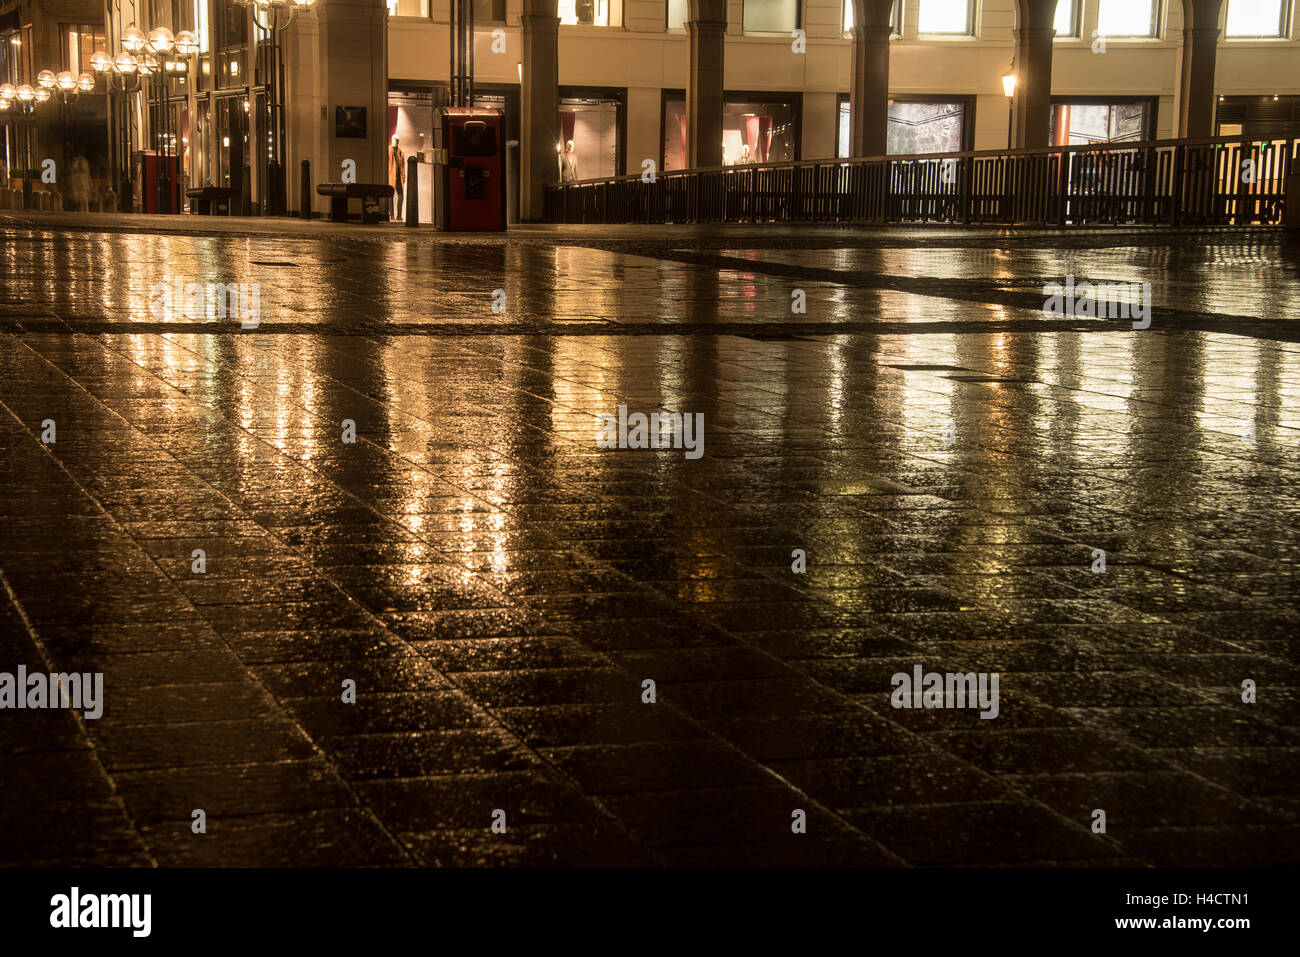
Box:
[842,0,904,37]
[559,84,628,177]
[1048,95,1160,144]
[19,24,33,85]
[1094,0,1163,38]
[61,23,107,75]
[1223,0,1292,37]
[667,0,686,31]
[916,0,976,37]
[1053,0,1082,38]
[558,0,623,28]
[385,0,430,18]
[836,92,977,157]
[740,0,803,36]
[660,88,804,171]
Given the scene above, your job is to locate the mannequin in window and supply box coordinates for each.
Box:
[388,134,405,221]
[559,139,578,182]
[737,144,751,165]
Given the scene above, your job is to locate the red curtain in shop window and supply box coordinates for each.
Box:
[759,116,773,162]
[559,111,576,146]
[745,116,759,160]
[678,113,687,168]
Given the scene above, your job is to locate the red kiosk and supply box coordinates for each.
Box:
[438,107,506,232]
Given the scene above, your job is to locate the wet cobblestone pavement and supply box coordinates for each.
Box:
[1,213,1298,867]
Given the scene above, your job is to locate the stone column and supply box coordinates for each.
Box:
[1176,0,1224,138]
[316,0,387,188]
[521,0,559,221]
[848,7,892,158]
[686,0,726,168]
[1011,2,1056,150]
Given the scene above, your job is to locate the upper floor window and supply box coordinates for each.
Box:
[917,0,974,35]
[843,0,903,34]
[1225,0,1290,36]
[559,0,622,26]
[1095,0,1160,36]
[668,0,686,29]
[387,0,429,15]
[19,24,33,84]
[63,24,106,75]
[743,0,800,33]
[0,32,15,86]
[1053,0,1080,36]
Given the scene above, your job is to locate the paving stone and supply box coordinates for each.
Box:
[1,220,1296,866]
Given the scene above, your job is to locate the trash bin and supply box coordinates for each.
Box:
[438,107,506,232]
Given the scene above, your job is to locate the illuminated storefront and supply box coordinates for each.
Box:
[662,91,800,170]
[1049,98,1155,146]
[837,96,973,158]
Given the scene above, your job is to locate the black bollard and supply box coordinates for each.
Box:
[405,155,419,227]
[240,163,252,216]
[300,160,311,220]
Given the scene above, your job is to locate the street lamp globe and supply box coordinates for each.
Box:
[175,31,199,55]
[37,69,57,89]
[77,72,95,92]
[57,71,77,92]
[121,27,147,52]
[91,50,112,73]
[0,82,15,100]
[114,52,139,74]
[148,27,175,52]
[16,84,35,101]
[34,86,50,103]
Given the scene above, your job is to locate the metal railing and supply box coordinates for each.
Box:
[544,133,1300,226]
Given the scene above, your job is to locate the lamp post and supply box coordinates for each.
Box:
[0,82,40,209]
[232,0,316,216]
[91,49,144,211]
[1002,64,1017,151]
[111,24,195,214]
[37,68,95,194]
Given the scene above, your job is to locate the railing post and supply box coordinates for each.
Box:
[1170,145,1185,227]
[1056,151,1067,226]
[1003,155,1015,225]
[1234,137,1254,225]
[1141,148,1156,225]
[1286,156,1300,230]
[960,157,972,225]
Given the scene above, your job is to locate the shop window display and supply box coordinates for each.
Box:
[557,96,619,181]
[663,96,798,170]
[387,91,435,222]
[837,99,968,158]
[1050,102,1151,145]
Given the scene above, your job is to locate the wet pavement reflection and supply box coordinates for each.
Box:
[1,216,1298,866]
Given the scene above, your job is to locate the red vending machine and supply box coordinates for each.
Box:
[439,107,506,232]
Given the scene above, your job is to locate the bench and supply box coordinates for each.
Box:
[316,182,395,224]
[186,186,239,215]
